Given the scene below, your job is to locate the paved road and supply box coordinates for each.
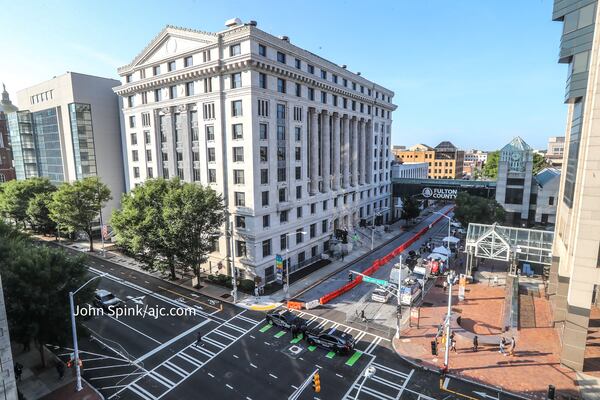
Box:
[44,231,523,400]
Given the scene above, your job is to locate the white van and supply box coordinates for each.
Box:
[389,263,411,286]
[400,280,422,305]
[371,287,391,303]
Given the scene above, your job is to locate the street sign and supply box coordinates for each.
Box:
[275,254,283,284]
[363,276,388,286]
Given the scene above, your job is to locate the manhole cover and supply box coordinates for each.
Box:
[220,293,231,299]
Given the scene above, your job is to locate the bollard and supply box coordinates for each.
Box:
[547,385,555,400]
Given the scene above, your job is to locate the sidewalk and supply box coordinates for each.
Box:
[13,343,102,400]
[392,271,581,399]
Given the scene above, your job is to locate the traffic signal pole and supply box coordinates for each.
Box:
[288,369,319,400]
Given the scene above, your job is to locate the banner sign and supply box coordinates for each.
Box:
[421,187,458,200]
[275,254,283,284]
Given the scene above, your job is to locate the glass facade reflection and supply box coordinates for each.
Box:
[69,103,97,179]
[32,108,64,183]
[7,111,37,180]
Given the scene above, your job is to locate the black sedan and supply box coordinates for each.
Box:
[304,327,355,354]
[265,310,307,331]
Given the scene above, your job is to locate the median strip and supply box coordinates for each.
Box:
[345,351,363,366]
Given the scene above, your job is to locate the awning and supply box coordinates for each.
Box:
[443,236,460,244]
[428,253,449,261]
[432,246,451,255]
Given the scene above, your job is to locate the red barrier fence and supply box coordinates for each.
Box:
[318,207,454,305]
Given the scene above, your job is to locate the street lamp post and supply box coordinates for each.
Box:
[70,273,106,391]
[370,210,382,250]
[229,222,238,304]
[284,231,307,300]
[443,270,456,373]
[432,210,452,251]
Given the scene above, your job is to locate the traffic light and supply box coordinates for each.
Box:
[430,340,437,356]
[312,372,321,393]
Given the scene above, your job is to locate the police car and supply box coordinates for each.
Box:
[265,310,307,331]
[304,327,355,354]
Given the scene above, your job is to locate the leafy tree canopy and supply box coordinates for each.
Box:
[0,178,55,227]
[454,192,506,227]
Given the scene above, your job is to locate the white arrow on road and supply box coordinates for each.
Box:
[126,295,145,305]
[473,390,499,400]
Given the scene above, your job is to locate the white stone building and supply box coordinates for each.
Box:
[391,162,428,179]
[114,21,396,283]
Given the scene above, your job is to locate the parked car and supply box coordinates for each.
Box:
[93,289,123,310]
[265,310,307,331]
[371,287,391,303]
[304,327,355,354]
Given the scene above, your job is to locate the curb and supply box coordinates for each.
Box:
[391,336,532,400]
[83,377,105,400]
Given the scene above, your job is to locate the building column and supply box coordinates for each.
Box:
[365,119,373,184]
[321,110,331,192]
[342,114,350,189]
[359,119,366,185]
[351,117,359,187]
[309,108,319,195]
[332,113,340,191]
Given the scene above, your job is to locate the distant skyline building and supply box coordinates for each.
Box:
[391,162,428,179]
[546,136,565,168]
[393,141,464,179]
[9,72,125,214]
[0,84,17,183]
[549,0,600,373]
[114,21,396,283]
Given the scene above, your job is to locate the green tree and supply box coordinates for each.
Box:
[163,182,225,279]
[111,179,181,279]
[454,192,506,227]
[481,151,499,179]
[27,190,57,235]
[401,196,421,222]
[0,221,95,367]
[48,177,112,252]
[533,152,550,174]
[0,178,55,228]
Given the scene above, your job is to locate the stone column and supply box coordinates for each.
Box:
[351,117,359,187]
[342,115,350,189]
[359,119,366,185]
[366,119,373,184]
[309,108,319,195]
[321,110,331,192]
[331,113,340,191]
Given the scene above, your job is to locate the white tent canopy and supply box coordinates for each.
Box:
[428,253,448,261]
[432,246,451,255]
[443,236,460,244]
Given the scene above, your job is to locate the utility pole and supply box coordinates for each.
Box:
[396,254,402,339]
[229,222,238,303]
[443,270,456,373]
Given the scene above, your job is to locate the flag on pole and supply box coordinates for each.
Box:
[101,225,108,240]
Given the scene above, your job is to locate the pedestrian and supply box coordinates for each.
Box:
[348,272,353,282]
[442,280,448,293]
[254,287,259,298]
[450,332,457,352]
[56,360,65,380]
[195,331,203,347]
[291,324,297,338]
[499,337,506,355]
[473,335,478,352]
[14,363,23,381]
[509,336,516,356]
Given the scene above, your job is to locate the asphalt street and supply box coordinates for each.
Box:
[45,225,523,400]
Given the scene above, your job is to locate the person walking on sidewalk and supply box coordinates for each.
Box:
[499,337,506,355]
[14,363,23,381]
[195,331,204,347]
[56,360,65,380]
[509,336,516,356]
[473,335,478,352]
[450,332,457,352]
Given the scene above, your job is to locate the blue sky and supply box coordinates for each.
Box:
[1,0,566,150]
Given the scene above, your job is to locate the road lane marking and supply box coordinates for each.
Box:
[259,324,273,333]
[326,351,336,359]
[249,335,256,339]
[163,361,188,378]
[158,286,219,311]
[129,384,155,400]
[189,345,215,357]
[315,364,323,369]
[250,363,257,368]
[236,314,262,324]
[133,319,210,364]
[106,315,161,344]
[226,384,234,390]
[203,336,226,349]
[208,372,215,378]
[233,354,239,359]
[213,329,237,341]
[85,364,134,371]
[290,334,304,344]
[90,372,145,381]
[177,352,202,368]
[274,330,286,338]
[224,322,247,333]
[269,373,278,379]
[336,373,343,378]
[149,371,175,388]
[308,345,317,351]
[345,351,363,366]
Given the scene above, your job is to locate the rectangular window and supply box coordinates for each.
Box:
[146,149,152,161]
[260,168,268,184]
[277,51,286,63]
[295,126,302,141]
[141,92,148,104]
[262,191,269,206]
[263,214,270,228]
[232,123,243,139]
[170,85,177,99]
[141,112,151,127]
[234,192,245,206]
[192,150,200,162]
[295,147,301,161]
[207,147,216,162]
[279,188,286,202]
[232,100,243,117]
[130,132,137,145]
[168,60,176,72]
[129,115,136,128]
[206,125,215,141]
[186,82,194,96]
[231,72,242,89]
[280,210,288,223]
[310,223,316,238]
[259,123,268,140]
[321,70,327,79]
[259,44,267,56]
[278,167,286,182]
[277,78,286,93]
[154,88,162,102]
[132,150,139,162]
[153,65,161,76]
[280,234,287,250]
[308,64,314,74]
[233,169,245,184]
[236,240,246,257]
[296,185,302,199]
[184,56,193,67]
[204,77,212,93]
[262,239,272,257]
[295,166,301,180]
[193,167,200,181]
[260,146,268,162]
[277,147,286,161]
[133,167,140,178]
[293,106,302,122]
[144,130,151,144]
[233,147,244,162]
[333,95,338,107]
[258,99,269,117]
[297,229,304,243]
[202,50,211,62]
[321,91,327,104]
[297,206,303,218]
[259,73,267,89]
[208,169,216,183]
[147,167,153,178]
[277,126,286,140]
[230,44,241,56]
[332,74,338,84]
[295,58,301,69]
[295,83,301,97]
[308,88,314,101]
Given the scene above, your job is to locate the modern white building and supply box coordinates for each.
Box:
[114,21,396,284]
[9,72,125,215]
[391,162,428,179]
